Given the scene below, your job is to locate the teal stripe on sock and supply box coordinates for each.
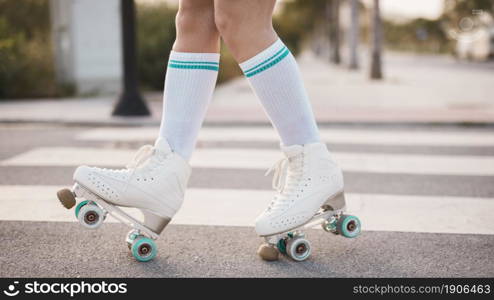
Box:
[168,63,219,71]
[245,48,289,77]
[169,59,219,66]
[243,46,287,74]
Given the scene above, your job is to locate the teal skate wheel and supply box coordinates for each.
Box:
[131,237,157,262]
[75,200,90,218]
[276,238,287,254]
[337,215,361,238]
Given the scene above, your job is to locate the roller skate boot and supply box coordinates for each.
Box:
[56,138,190,262]
[255,143,361,261]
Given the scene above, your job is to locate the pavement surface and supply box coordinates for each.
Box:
[2,222,494,278]
[0,123,493,277]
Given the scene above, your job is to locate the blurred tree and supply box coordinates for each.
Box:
[276,0,345,61]
[0,0,51,37]
[0,0,60,99]
[274,0,327,56]
[137,3,176,90]
[327,0,341,64]
[370,0,383,80]
[348,0,360,69]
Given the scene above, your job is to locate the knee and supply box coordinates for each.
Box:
[214,5,243,44]
[176,0,217,38]
[214,3,274,49]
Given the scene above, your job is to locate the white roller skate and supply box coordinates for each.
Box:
[56,138,190,262]
[256,143,361,262]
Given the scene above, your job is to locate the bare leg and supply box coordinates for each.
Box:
[159,0,221,160]
[174,0,220,53]
[212,0,320,147]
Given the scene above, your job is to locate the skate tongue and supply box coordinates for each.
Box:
[154,138,172,155]
[281,144,303,158]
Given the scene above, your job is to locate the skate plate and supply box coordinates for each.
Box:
[72,183,160,240]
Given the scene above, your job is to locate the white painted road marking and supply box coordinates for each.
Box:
[3,147,494,175]
[1,185,493,235]
[77,127,494,146]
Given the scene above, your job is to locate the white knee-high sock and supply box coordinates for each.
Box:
[239,39,320,146]
[158,51,219,160]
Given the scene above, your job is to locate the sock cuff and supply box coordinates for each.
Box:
[239,39,290,77]
[168,51,220,71]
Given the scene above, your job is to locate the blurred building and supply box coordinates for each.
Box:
[49,0,122,95]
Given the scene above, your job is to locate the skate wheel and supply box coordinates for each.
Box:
[74,200,90,218]
[286,237,311,262]
[276,238,287,254]
[257,243,279,261]
[77,203,105,229]
[131,236,157,262]
[337,215,361,238]
[57,189,76,209]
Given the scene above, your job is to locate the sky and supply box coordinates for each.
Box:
[376,0,444,20]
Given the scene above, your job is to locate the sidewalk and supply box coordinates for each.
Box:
[1,52,493,126]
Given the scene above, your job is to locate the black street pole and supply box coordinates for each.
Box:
[113,0,150,116]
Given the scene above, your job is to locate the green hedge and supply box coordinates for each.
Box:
[0,0,60,99]
[136,3,176,91]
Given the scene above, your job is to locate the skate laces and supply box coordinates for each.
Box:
[265,158,288,192]
[265,153,304,210]
[126,145,155,169]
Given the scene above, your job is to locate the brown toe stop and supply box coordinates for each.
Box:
[57,189,76,209]
[257,243,279,261]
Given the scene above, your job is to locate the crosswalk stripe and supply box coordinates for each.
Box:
[1,185,493,235]
[76,127,494,146]
[2,147,494,175]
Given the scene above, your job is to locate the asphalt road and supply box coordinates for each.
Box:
[0,123,493,277]
[2,221,493,278]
